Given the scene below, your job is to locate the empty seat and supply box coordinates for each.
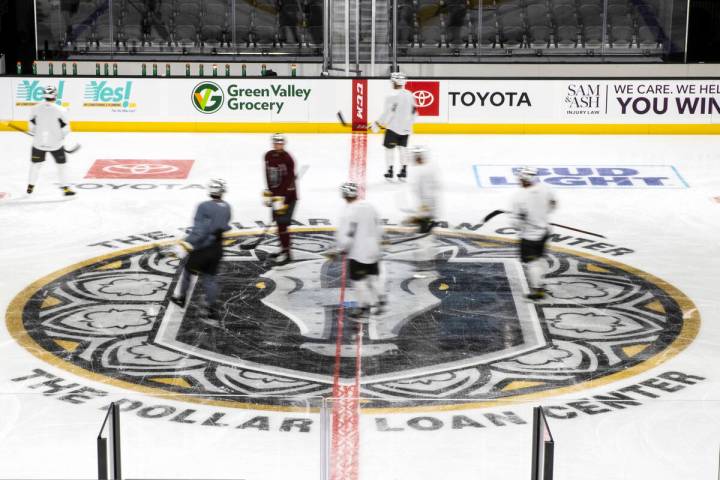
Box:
[556,24,578,46]
[500,25,525,47]
[582,24,603,47]
[66,22,93,44]
[158,2,175,22]
[200,24,224,44]
[526,4,550,26]
[528,24,552,47]
[637,24,660,47]
[478,20,498,47]
[419,16,445,47]
[497,2,522,17]
[176,2,202,25]
[578,4,602,26]
[147,21,173,45]
[174,23,198,44]
[552,5,576,27]
[93,18,114,46]
[122,23,145,45]
[205,1,229,18]
[610,24,633,47]
[234,14,253,45]
[499,9,524,28]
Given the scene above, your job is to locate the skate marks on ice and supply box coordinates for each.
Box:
[6,228,699,409]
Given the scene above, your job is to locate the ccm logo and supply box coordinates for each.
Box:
[355,82,364,120]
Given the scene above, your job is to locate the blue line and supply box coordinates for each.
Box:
[473,164,482,188]
[670,165,690,188]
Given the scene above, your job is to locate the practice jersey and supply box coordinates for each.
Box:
[511,183,557,241]
[377,88,416,136]
[265,149,298,203]
[29,102,70,151]
[185,199,232,250]
[410,160,440,218]
[336,200,384,264]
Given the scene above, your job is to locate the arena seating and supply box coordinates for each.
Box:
[41,0,666,58]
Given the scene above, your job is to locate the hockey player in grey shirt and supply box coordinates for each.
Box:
[170,179,232,321]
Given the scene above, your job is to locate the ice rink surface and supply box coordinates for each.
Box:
[1,130,719,479]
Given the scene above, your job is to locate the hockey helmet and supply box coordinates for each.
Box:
[43,86,58,101]
[409,145,428,162]
[340,182,358,199]
[390,72,407,87]
[207,178,227,197]
[516,166,538,183]
[271,133,286,144]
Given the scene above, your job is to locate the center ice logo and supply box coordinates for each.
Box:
[84,80,135,108]
[15,80,66,106]
[6,229,699,410]
[192,81,224,114]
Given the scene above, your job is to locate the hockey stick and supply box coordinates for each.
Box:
[2,121,81,153]
[239,222,275,250]
[483,209,606,239]
[479,209,506,228]
[337,111,374,131]
[240,165,309,251]
[387,232,432,245]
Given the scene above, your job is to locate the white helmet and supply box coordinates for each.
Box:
[43,86,57,101]
[516,166,538,183]
[390,72,407,87]
[409,145,427,161]
[207,178,227,197]
[271,133,286,144]
[340,182,358,199]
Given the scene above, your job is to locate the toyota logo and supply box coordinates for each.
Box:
[102,164,180,175]
[412,90,435,107]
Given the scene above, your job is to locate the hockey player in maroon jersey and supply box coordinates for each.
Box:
[263,133,298,267]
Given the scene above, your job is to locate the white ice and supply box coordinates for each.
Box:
[0,131,719,479]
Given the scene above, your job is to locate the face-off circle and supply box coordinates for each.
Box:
[7,229,699,410]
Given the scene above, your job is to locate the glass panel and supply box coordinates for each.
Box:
[32,0,687,63]
[0,393,323,479]
[383,0,689,63]
[325,398,720,480]
[121,395,324,479]
[34,0,324,60]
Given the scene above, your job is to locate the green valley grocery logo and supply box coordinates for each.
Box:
[191,81,224,114]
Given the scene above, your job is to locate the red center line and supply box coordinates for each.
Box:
[330,131,368,480]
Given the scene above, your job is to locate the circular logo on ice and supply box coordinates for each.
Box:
[102,164,179,175]
[412,89,435,108]
[6,229,699,410]
[191,81,224,114]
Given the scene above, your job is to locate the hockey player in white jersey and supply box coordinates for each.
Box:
[333,182,387,319]
[371,72,416,181]
[26,86,75,196]
[511,167,557,300]
[405,145,440,277]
